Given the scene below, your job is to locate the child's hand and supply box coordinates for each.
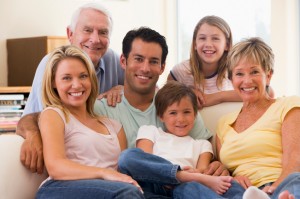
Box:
[181,166,200,173]
[192,88,205,109]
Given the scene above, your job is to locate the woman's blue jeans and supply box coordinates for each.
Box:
[36,178,144,199]
[118,148,245,199]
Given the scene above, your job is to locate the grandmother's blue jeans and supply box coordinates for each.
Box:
[119,148,245,199]
[36,178,144,199]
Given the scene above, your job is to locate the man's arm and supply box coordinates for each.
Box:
[16,112,44,174]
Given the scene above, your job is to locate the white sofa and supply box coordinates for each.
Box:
[0,102,242,199]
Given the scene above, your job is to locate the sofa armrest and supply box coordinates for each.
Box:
[0,134,47,199]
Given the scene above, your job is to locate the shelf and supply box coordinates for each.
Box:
[0,86,31,93]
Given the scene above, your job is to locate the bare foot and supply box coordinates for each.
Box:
[177,171,232,194]
[201,175,233,195]
[278,191,295,199]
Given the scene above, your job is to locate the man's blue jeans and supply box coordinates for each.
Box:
[268,172,300,198]
[118,148,245,199]
[36,178,144,199]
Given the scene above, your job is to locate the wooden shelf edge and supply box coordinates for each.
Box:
[0,86,31,93]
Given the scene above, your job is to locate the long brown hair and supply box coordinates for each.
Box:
[190,15,232,90]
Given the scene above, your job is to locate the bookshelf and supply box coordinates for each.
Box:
[0,86,31,133]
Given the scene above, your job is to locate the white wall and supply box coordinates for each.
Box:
[1,0,299,96]
[0,0,176,87]
[271,0,300,96]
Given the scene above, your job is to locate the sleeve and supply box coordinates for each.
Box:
[189,112,213,140]
[170,60,188,82]
[136,125,158,143]
[23,55,50,116]
[197,139,214,156]
[280,96,300,121]
[94,99,108,115]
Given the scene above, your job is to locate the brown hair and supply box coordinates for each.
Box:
[155,81,198,118]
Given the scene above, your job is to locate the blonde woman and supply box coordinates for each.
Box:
[36,45,143,199]
[217,38,300,199]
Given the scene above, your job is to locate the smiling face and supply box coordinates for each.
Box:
[121,38,165,95]
[160,96,196,137]
[53,58,91,110]
[67,8,111,67]
[194,23,228,72]
[231,57,272,103]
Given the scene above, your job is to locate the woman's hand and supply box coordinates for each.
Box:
[102,169,143,193]
[234,175,252,189]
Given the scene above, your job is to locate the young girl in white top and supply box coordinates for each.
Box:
[35,45,143,199]
[168,15,241,108]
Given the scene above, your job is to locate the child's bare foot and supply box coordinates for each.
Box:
[278,190,295,199]
[202,175,233,195]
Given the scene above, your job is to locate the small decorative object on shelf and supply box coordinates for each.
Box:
[0,86,31,133]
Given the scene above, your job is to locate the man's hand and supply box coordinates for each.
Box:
[16,112,44,174]
[20,132,44,174]
[97,85,124,107]
[203,161,229,176]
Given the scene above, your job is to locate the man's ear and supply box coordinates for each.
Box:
[66,26,73,43]
[159,63,166,75]
[120,54,127,70]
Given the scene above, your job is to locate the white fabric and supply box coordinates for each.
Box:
[137,125,213,168]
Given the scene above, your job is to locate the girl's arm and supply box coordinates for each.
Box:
[263,108,300,194]
[117,127,127,151]
[196,152,213,173]
[40,109,136,184]
[203,90,241,107]
[136,139,154,154]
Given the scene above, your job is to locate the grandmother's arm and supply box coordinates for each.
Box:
[263,107,300,194]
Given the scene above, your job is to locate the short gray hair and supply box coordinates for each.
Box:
[69,3,113,34]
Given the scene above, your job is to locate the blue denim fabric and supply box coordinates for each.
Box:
[119,148,245,199]
[268,172,300,199]
[36,179,144,199]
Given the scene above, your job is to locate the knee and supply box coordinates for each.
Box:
[119,148,142,171]
[286,172,300,181]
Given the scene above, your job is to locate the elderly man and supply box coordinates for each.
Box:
[17,3,124,173]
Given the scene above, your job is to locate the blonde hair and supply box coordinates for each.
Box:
[227,37,274,80]
[190,15,232,90]
[42,45,99,121]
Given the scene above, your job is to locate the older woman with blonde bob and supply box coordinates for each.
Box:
[36,45,144,199]
[216,37,300,199]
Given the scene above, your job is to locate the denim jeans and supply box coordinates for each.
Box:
[266,172,300,199]
[118,148,245,199]
[36,178,144,199]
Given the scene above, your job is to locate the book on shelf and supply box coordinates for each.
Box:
[0,94,24,100]
[0,86,31,133]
